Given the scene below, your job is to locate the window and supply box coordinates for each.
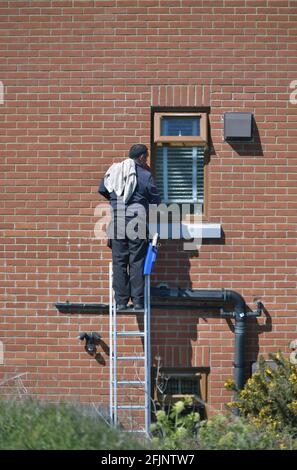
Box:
[164,374,200,395]
[154,112,207,145]
[152,110,209,215]
[155,146,204,205]
[152,367,209,419]
[161,116,200,137]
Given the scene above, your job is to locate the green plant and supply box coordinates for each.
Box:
[150,396,199,450]
[0,398,145,450]
[197,414,297,450]
[226,352,297,435]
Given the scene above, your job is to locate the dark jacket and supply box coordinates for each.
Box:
[98,160,161,212]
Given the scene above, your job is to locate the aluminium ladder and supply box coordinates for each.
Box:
[109,262,151,436]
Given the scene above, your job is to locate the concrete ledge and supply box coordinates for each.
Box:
[182,223,221,239]
[150,223,222,239]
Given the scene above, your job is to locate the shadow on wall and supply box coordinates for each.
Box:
[245,304,273,379]
[147,239,199,368]
[148,236,227,369]
[152,238,198,289]
[226,119,264,157]
[209,115,263,158]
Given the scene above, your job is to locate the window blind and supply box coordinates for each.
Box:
[155,146,204,204]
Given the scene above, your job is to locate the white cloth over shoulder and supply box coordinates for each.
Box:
[104,158,137,203]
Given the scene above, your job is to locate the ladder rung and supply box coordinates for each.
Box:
[117,356,145,360]
[117,380,145,385]
[115,307,145,312]
[124,429,146,433]
[116,331,145,337]
[116,405,146,409]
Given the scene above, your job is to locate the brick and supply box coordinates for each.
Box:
[0,0,296,416]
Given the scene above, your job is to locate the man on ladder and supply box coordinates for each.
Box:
[99,144,161,310]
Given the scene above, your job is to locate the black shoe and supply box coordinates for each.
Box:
[116,304,127,311]
[133,303,144,310]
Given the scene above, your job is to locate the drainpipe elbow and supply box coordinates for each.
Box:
[225,290,246,317]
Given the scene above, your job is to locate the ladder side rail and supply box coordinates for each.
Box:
[144,275,147,434]
[147,273,151,435]
[113,285,118,427]
[144,274,151,436]
[109,262,113,425]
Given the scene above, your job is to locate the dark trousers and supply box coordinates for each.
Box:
[112,236,147,305]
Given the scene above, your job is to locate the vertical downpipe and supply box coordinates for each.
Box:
[231,290,246,391]
[234,314,246,390]
[225,289,246,391]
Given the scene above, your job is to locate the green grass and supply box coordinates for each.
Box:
[0,398,146,450]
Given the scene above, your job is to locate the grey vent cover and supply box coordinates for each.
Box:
[224,112,253,140]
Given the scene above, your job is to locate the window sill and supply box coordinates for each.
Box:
[182,222,221,239]
[150,223,222,240]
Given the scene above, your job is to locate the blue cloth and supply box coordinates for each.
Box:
[98,160,161,212]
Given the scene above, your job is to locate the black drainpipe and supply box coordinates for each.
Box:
[225,290,247,390]
[151,287,263,390]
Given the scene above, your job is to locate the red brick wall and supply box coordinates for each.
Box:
[1,0,297,417]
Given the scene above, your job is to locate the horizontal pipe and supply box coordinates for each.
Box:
[55,288,261,391]
[55,290,248,317]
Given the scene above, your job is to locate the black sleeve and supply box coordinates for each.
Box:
[98,178,110,200]
[147,175,161,205]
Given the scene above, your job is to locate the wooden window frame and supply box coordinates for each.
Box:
[154,112,208,146]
